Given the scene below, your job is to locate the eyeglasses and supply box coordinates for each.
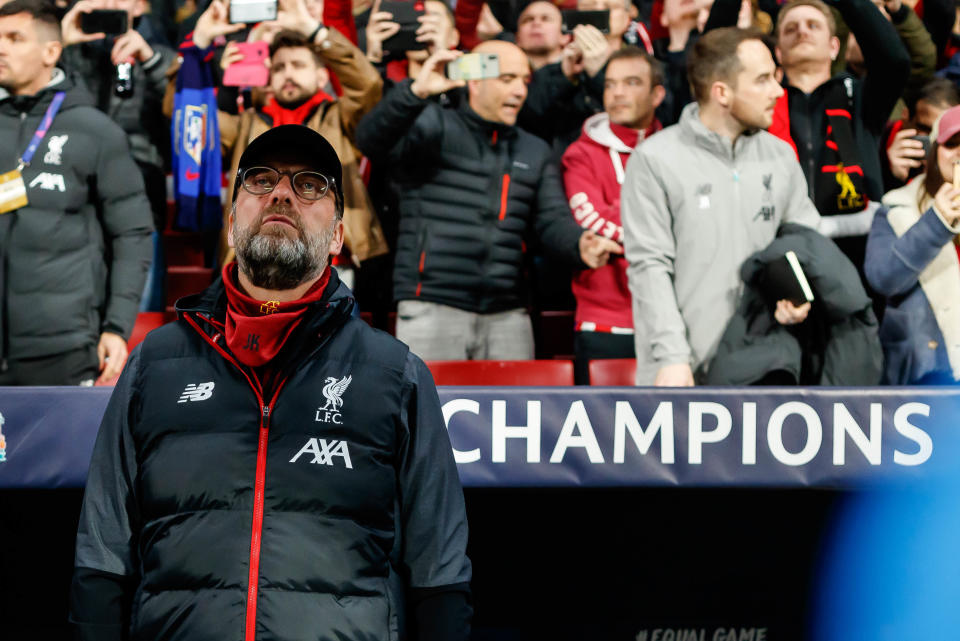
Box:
[240,166,335,201]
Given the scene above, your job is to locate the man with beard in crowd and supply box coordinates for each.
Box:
[71,125,473,641]
[183,0,388,276]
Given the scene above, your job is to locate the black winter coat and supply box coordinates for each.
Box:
[70,271,472,641]
[0,72,153,361]
[705,224,883,386]
[59,18,175,170]
[355,80,584,313]
[784,0,910,210]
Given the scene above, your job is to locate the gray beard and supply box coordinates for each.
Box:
[233,207,334,291]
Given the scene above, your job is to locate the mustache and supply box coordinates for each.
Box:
[256,203,303,233]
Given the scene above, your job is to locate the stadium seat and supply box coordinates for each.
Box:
[128,312,175,351]
[588,358,636,386]
[95,312,175,386]
[426,360,574,386]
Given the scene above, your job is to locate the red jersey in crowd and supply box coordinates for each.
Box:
[561,112,661,333]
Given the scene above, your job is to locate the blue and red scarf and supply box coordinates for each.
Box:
[171,37,223,231]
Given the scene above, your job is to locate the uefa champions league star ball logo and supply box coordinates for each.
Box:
[0,412,6,462]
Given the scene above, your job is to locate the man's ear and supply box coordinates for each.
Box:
[316,65,330,90]
[774,44,783,66]
[651,83,666,110]
[132,0,147,19]
[328,219,345,256]
[711,80,731,108]
[829,35,840,62]
[227,208,236,249]
[42,39,62,67]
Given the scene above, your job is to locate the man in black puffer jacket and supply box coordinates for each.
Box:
[356,40,622,361]
[70,125,472,641]
[0,0,153,386]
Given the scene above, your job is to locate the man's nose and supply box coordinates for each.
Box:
[270,174,296,201]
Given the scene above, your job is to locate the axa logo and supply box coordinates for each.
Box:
[178,382,215,403]
[289,438,353,468]
[315,375,351,424]
[28,172,65,192]
[0,411,7,462]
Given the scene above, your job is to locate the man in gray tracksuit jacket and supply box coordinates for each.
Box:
[622,28,822,386]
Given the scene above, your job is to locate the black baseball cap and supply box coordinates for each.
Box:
[235,125,343,199]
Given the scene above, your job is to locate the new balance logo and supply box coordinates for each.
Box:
[289,438,353,468]
[178,382,215,403]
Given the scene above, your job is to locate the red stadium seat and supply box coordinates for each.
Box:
[128,312,174,351]
[96,312,175,386]
[588,358,636,386]
[426,360,574,386]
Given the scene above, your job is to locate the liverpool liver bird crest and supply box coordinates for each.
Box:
[320,375,352,411]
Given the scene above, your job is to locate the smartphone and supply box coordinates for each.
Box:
[80,9,128,35]
[909,134,930,158]
[222,42,270,87]
[381,0,428,53]
[561,9,610,34]
[229,0,278,24]
[446,53,499,81]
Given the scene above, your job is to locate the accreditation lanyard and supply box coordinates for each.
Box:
[0,92,66,215]
[17,91,66,171]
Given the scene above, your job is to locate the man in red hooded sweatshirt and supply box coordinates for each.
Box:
[561,46,665,383]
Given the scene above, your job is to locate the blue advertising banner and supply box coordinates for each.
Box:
[0,387,957,489]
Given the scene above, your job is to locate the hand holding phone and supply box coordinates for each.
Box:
[60,1,120,46]
[366,5,401,63]
[191,0,246,49]
[381,0,428,54]
[410,48,465,98]
[887,127,927,183]
[222,41,270,87]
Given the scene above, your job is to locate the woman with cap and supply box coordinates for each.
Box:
[865,104,960,384]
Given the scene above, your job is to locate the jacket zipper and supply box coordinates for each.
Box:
[414,226,428,297]
[183,313,290,641]
[415,249,426,297]
[497,174,511,221]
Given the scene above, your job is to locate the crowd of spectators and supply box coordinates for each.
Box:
[1,0,959,386]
